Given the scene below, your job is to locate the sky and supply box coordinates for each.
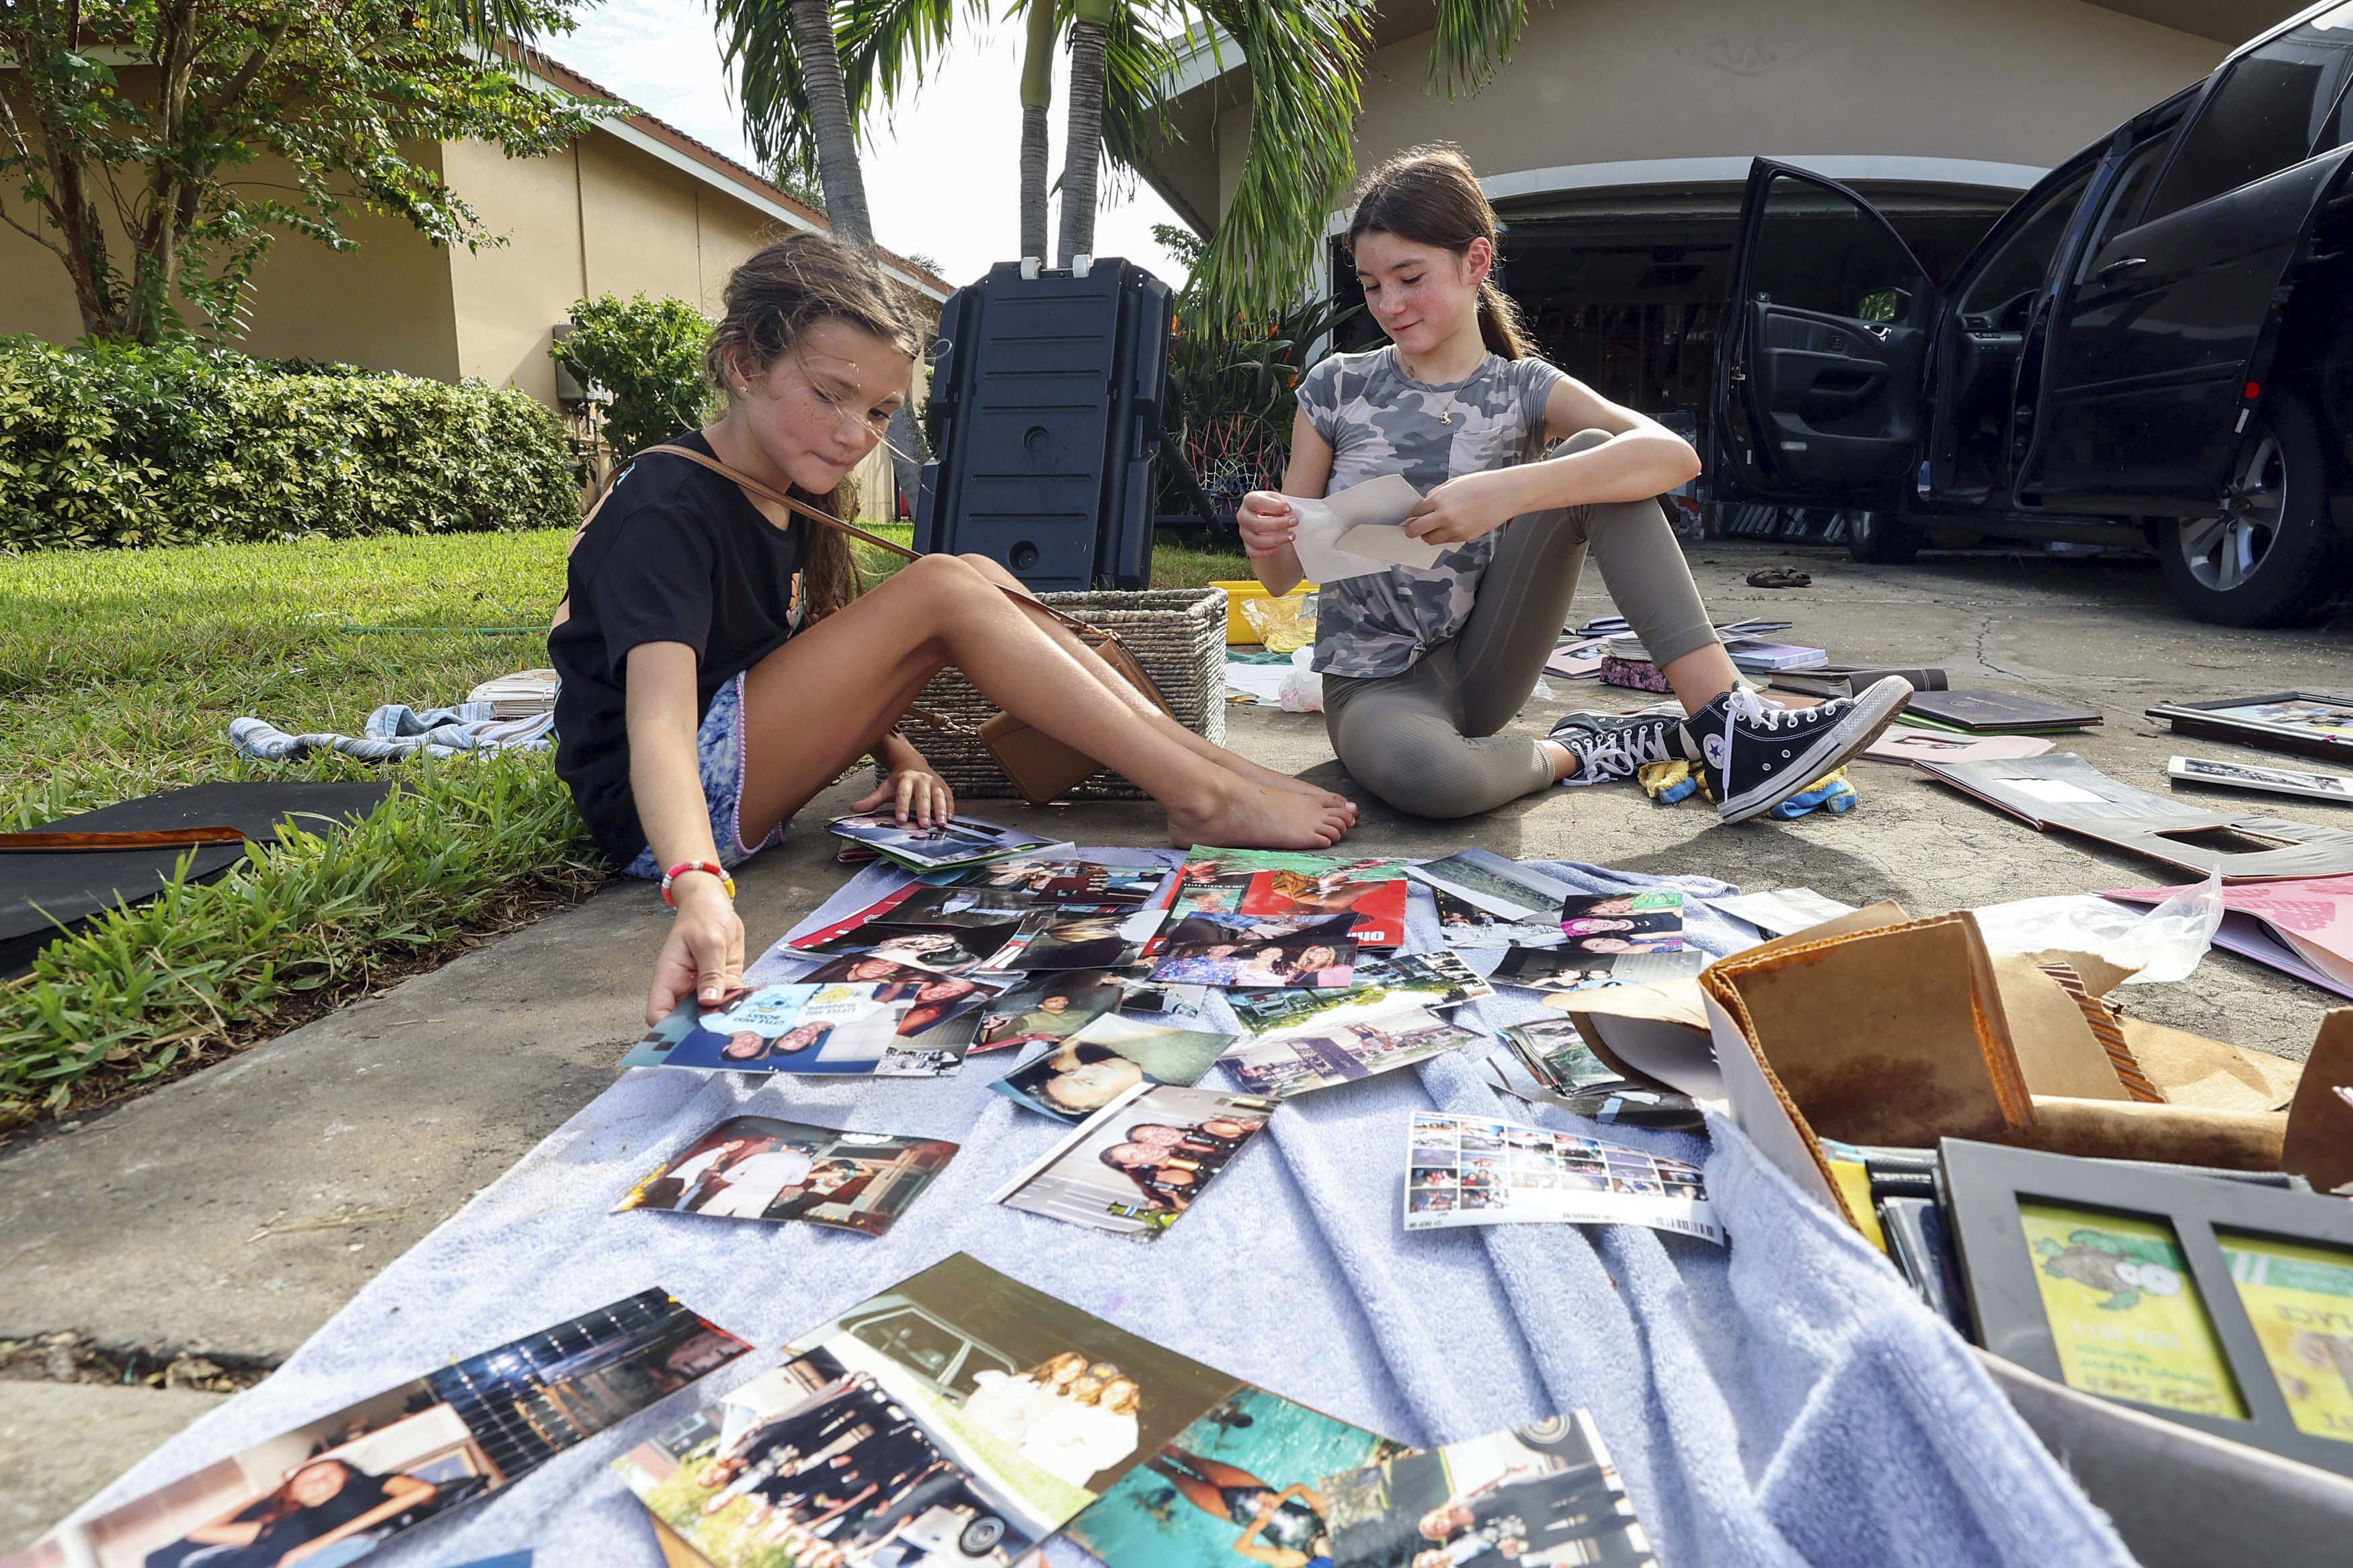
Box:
[553,0,1193,289]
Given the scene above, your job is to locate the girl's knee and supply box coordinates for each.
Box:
[1548,427,1614,458]
[1339,731,1496,820]
[957,552,1020,587]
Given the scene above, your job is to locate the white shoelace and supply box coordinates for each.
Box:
[1579,720,1676,778]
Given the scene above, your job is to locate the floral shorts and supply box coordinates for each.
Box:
[622,672,788,880]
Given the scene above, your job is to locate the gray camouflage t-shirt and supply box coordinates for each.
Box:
[1295,346,1569,677]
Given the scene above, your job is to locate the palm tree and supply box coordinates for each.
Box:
[724,0,1538,317]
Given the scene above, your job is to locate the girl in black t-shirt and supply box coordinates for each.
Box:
[548,234,1357,1028]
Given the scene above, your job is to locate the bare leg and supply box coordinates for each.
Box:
[951,554,1355,821]
[735,554,1351,850]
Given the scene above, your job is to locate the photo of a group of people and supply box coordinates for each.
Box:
[1318,1415,1654,1568]
[1225,952,1490,1038]
[991,1016,1238,1125]
[1554,892,1685,955]
[1488,948,1703,997]
[1149,911,1359,989]
[40,1291,748,1567]
[1064,1385,1410,1568]
[826,812,1055,872]
[1220,1003,1484,1101]
[1170,850,1414,948]
[994,1083,1275,1237]
[649,981,983,1078]
[616,1116,960,1236]
[1404,1112,1720,1245]
[1406,850,1582,951]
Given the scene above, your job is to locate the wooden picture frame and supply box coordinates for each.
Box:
[2148,693,2353,763]
[1940,1137,2353,1477]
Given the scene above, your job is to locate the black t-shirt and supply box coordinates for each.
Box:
[550,433,805,866]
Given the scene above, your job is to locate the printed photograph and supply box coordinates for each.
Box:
[1499,1019,1625,1094]
[1401,1114,1721,1243]
[1001,909,1170,973]
[990,1014,1239,1124]
[1228,952,1490,1037]
[1318,1414,1654,1568]
[994,1083,1275,1238]
[881,882,1066,927]
[1556,893,1685,954]
[616,1116,961,1236]
[978,970,1128,1052]
[1115,978,1211,1025]
[2171,755,2353,800]
[1171,851,1417,948]
[1222,1003,1486,1101]
[1064,1387,1410,1568]
[826,813,1054,870]
[936,858,1169,905]
[44,1291,748,1568]
[1404,850,1576,923]
[1490,948,1704,996]
[657,983,978,1077]
[2212,698,2353,742]
[789,1253,1246,1499]
[795,916,1030,977]
[1152,911,1359,989]
[619,1003,699,1069]
[1431,891,1565,950]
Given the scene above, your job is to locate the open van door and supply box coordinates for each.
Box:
[1711,161,1941,509]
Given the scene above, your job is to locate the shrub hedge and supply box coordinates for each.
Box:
[0,336,580,550]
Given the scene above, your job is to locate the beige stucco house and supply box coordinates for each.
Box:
[1140,0,2303,434]
[0,51,949,515]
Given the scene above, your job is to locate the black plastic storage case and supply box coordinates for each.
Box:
[915,257,1170,591]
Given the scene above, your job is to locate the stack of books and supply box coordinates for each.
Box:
[1893,690,2101,736]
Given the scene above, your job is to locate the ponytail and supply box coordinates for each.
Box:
[1347,143,1529,360]
[1474,279,1530,361]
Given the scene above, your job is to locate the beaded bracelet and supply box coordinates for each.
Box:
[660,860,736,907]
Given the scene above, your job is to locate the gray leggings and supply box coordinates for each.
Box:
[1322,427,1718,820]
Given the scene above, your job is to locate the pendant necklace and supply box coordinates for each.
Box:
[1407,352,1461,424]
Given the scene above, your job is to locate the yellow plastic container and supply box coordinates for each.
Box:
[1211,579,1318,644]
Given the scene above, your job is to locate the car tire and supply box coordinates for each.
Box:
[1846,509,1921,564]
[2158,391,2349,627]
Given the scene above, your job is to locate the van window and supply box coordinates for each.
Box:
[1958,167,2091,323]
[2144,11,2353,221]
[851,1309,963,1379]
[1747,171,1923,323]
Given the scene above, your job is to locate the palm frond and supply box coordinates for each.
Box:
[714,0,824,168]
[418,0,550,50]
[1425,0,1535,99]
[1164,0,1369,319]
[1096,2,1189,212]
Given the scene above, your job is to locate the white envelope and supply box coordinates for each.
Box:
[1286,474,1438,581]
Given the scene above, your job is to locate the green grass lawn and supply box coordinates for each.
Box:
[0,524,1248,1132]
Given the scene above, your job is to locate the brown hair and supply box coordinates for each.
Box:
[705,232,924,621]
[1345,143,1531,362]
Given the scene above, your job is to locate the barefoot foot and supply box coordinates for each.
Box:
[1166,777,1354,852]
[1213,749,1357,821]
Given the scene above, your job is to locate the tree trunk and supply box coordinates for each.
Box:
[787,0,877,259]
[1016,0,1055,261]
[1055,2,1113,269]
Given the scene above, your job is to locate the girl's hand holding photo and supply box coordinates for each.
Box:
[649,872,744,1026]
[1401,467,1528,546]
[1236,491,1298,558]
[849,745,955,829]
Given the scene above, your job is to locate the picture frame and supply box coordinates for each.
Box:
[2147,694,2353,763]
[1939,1137,2353,1477]
[2167,754,2353,804]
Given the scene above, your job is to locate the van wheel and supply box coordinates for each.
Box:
[2159,391,2348,626]
[1846,510,1921,564]
[959,1515,1006,1556]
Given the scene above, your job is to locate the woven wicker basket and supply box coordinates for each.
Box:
[904,587,1228,800]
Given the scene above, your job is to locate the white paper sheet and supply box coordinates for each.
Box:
[1287,474,1435,581]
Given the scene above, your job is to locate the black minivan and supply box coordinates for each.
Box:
[1710,1,2353,626]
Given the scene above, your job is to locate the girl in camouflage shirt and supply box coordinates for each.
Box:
[1239,145,1911,822]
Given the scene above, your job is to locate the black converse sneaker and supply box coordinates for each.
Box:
[1679,677,1914,822]
[1548,706,1681,787]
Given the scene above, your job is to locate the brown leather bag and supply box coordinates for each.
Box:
[569,444,1173,807]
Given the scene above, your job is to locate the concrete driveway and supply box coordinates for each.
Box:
[5,538,2348,1547]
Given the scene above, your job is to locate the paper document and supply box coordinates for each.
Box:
[1287,474,1439,581]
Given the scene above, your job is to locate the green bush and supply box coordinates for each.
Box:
[0,336,580,550]
[551,292,715,460]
